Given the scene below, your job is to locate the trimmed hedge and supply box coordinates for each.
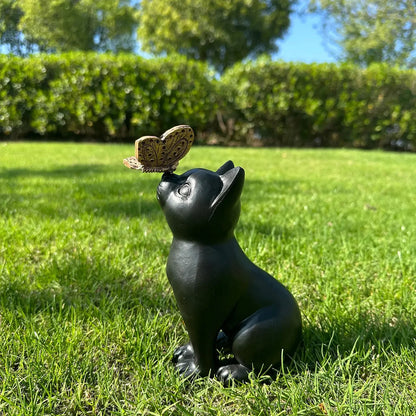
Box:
[1,53,416,150]
[220,58,416,149]
[0,53,218,140]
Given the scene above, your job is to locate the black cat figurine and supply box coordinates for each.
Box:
[157,160,302,384]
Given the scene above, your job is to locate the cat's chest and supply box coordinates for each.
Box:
[165,237,250,315]
[166,239,236,288]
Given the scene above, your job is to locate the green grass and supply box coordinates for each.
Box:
[1,142,415,415]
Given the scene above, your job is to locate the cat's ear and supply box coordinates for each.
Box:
[210,166,244,218]
[216,160,234,175]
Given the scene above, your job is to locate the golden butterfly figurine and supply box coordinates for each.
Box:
[123,125,194,173]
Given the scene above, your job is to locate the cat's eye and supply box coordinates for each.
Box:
[177,183,191,198]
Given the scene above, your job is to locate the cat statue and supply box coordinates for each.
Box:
[157,160,302,384]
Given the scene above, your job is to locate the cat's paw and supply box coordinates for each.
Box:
[216,364,250,386]
[175,358,200,379]
[172,343,194,364]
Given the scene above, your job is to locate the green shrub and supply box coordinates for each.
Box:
[0,55,48,138]
[220,58,416,149]
[1,53,416,150]
[0,53,217,140]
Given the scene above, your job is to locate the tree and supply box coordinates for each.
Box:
[137,0,294,72]
[18,0,138,53]
[310,0,416,67]
[0,0,34,54]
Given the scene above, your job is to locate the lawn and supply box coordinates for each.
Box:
[1,142,415,415]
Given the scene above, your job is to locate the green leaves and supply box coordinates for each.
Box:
[1,53,416,151]
[0,0,27,54]
[1,0,138,54]
[221,60,416,149]
[137,0,294,73]
[311,0,416,68]
[0,53,217,140]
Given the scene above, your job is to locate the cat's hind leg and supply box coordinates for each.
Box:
[216,304,301,383]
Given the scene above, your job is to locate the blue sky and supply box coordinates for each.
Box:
[275,5,338,64]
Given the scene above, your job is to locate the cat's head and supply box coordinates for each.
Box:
[157,161,245,242]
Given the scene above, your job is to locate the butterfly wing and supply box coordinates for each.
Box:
[159,125,194,170]
[124,125,194,173]
[123,156,143,170]
[135,136,167,172]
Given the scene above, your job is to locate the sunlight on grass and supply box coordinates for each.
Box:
[1,142,415,414]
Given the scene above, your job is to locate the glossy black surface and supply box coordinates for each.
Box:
[157,161,302,383]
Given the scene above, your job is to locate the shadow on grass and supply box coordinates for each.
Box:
[238,220,291,239]
[254,314,416,385]
[299,313,416,369]
[0,164,108,178]
[0,255,174,317]
[0,164,162,219]
[79,179,161,219]
[243,179,305,201]
[1,166,319,221]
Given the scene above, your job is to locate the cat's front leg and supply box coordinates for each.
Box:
[172,331,231,378]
